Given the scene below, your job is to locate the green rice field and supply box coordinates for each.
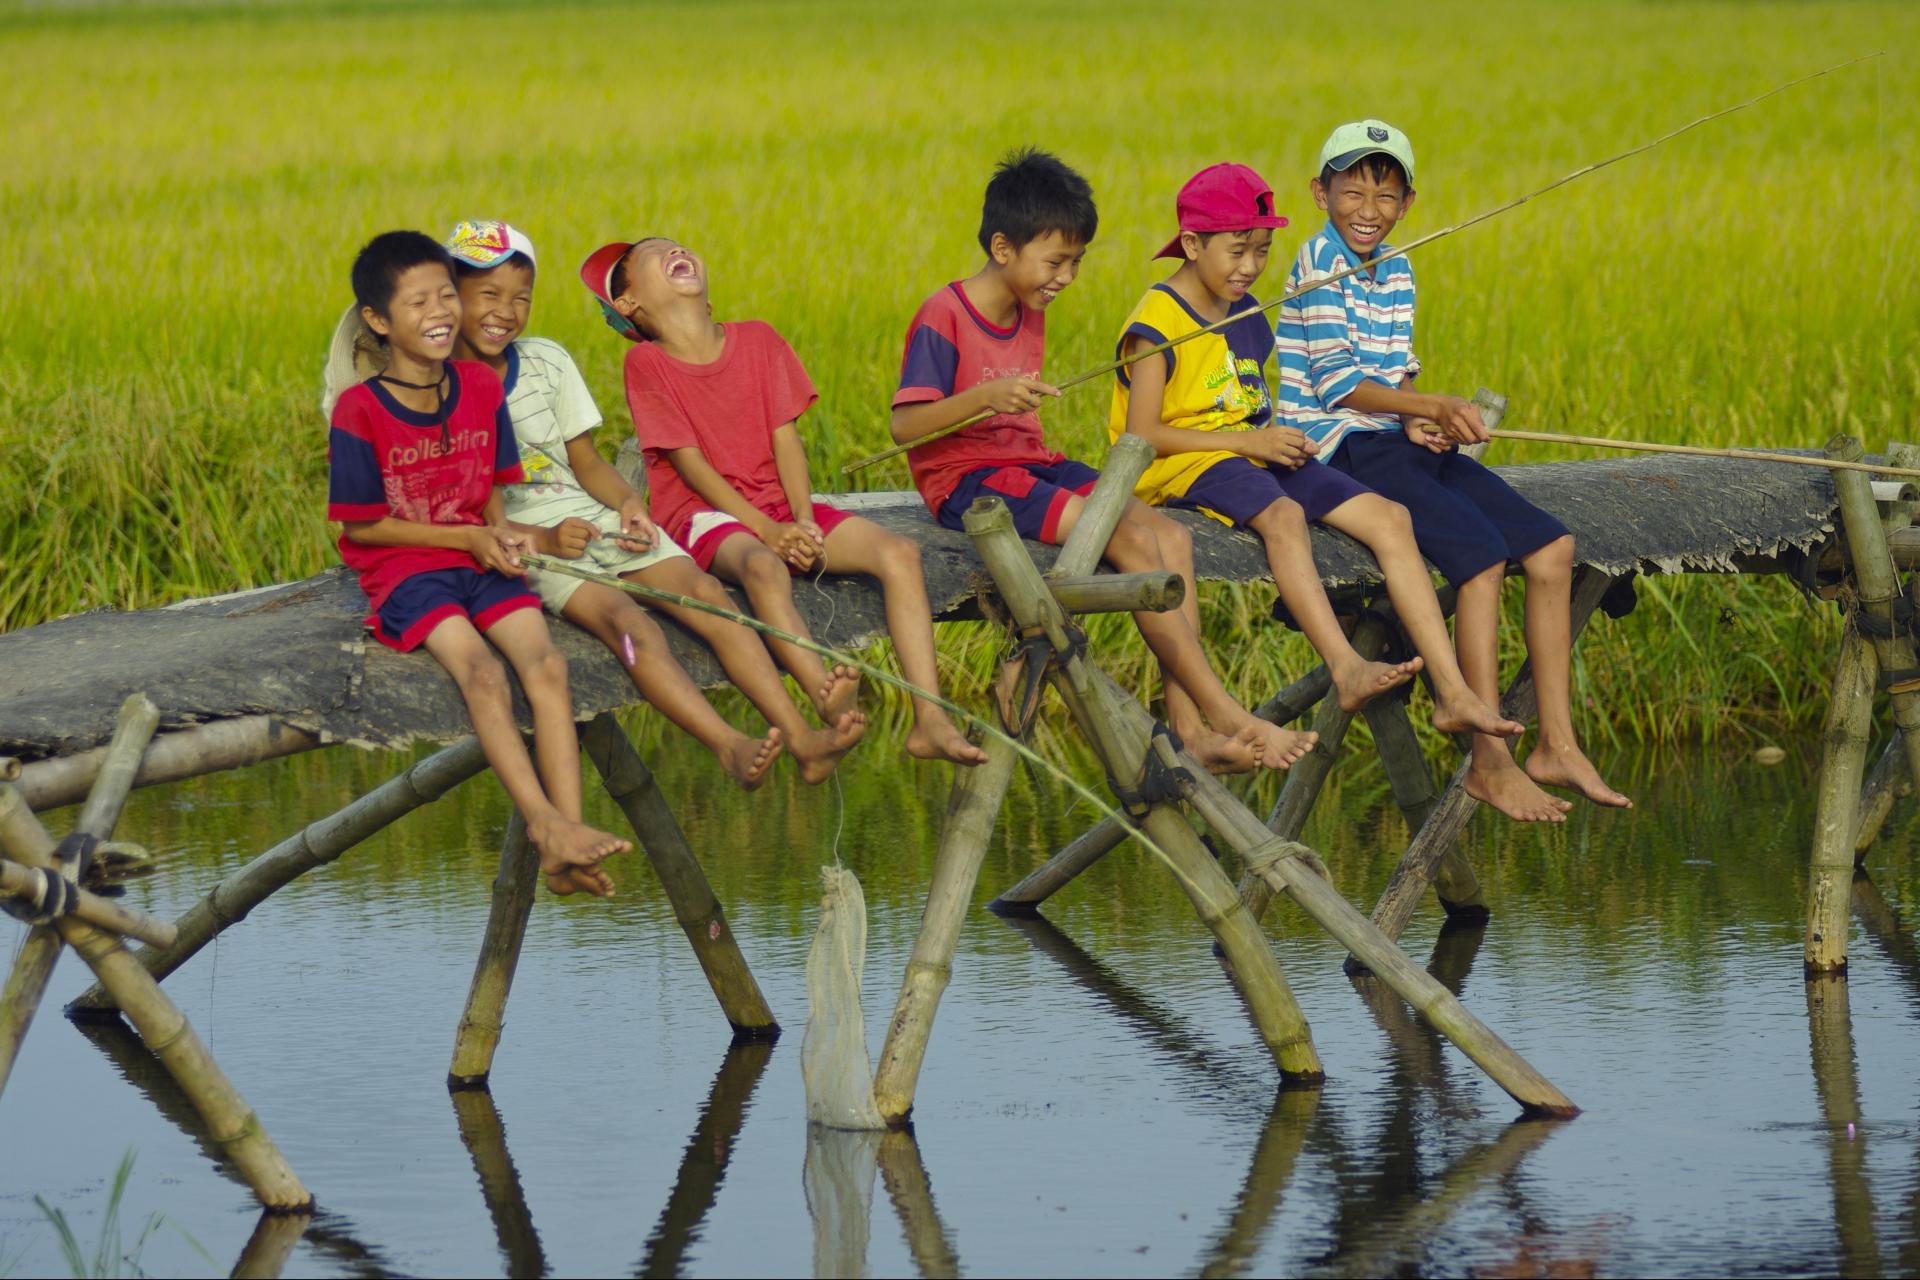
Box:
[1,0,1915,744]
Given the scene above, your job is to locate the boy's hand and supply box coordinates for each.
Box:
[1240,426,1318,469]
[1424,395,1490,444]
[764,522,820,571]
[545,517,599,560]
[1404,418,1453,453]
[979,376,1060,417]
[469,525,529,575]
[796,516,828,552]
[613,498,656,553]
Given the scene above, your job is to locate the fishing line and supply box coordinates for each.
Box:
[843,52,1885,477]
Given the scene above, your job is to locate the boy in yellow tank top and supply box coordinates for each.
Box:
[1112,164,1525,746]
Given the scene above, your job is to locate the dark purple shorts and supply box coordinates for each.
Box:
[938,458,1103,544]
[1329,430,1570,587]
[1169,455,1371,526]
[374,567,539,652]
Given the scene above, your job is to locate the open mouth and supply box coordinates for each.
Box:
[1034,287,1061,306]
[424,325,454,344]
[1347,222,1382,240]
[480,324,514,342]
[665,254,698,281]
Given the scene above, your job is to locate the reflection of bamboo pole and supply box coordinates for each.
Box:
[0,782,310,1208]
[230,1209,314,1280]
[0,859,175,946]
[1089,668,1575,1116]
[874,438,1157,1126]
[1,694,159,1094]
[1850,873,1920,1025]
[450,1088,547,1279]
[69,738,487,1016]
[19,716,320,814]
[1805,974,1882,1277]
[968,497,1324,1082]
[580,715,776,1038]
[1200,1090,1321,1279]
[1805,633,1877,976]
[449,811,538,1088]
[878,1130,960,1280]
[639,1042,775,1278]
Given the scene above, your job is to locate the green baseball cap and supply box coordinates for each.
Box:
[1318,119,1416,185]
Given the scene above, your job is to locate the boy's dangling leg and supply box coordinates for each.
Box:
[1453,564,1570,824]
[1516,535,1633,809]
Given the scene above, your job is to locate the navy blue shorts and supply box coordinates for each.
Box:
[1169,455,1371,526]
[374,567,540,652]
[937,458,1102,544]
[1329,431,1570,587]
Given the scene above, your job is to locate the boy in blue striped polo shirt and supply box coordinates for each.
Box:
[1276,120,1630,818]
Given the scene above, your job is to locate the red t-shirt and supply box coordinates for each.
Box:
[326,360,523,613]
[892,281,1063,514]
[623,320,820,542]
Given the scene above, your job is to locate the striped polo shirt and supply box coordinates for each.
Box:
[1274,220,1421,458]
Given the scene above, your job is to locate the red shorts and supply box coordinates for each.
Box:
[677,500,853,572]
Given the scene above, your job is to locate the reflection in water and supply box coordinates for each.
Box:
[804,1125,880,1279]
[1200,1090,1320,1279]
[876,1130,959,1279]
[1806,972,1880,1277]
[637,1042,775,1277]
[231,1208,314,1280]
[450,1089,546,1279]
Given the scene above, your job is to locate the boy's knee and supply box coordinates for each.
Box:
[876,534,924,578]
[525,644,569,691]
[739,550,792,595]
[691,571,734,606]
[1250,498,1306,538]
[1530,534,1575,579]
[1380,499,1414,536]
[1104,516,1158,566]
[453,651,510,698]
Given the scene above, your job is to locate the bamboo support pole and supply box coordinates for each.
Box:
[1088,668,1576,1116]
[19,716,321,814]
[967,498,1325,1083]
[448,811,539,1088]
[1355,567,1616,957]
[69,737,487,1016]
[638,1042,775,1278]
[0,694,158,1095]
[0,860,176,947]
[1253,666,1333,727]
[580,714,777,1039]
[1805,630,1878,976]
[877,1130,961,1280]
[1046,570,1184,615]
[1830,435,1920,799]
[988,816,1129,915]
[451,1087,547,1279]
[1364,695,1487,922]
[872,437,1156,1125]
[1198,1089,1321,1280]
[1805,974,1881,1276]
[230,1210,314,1280]
[1854,733,1908,861]
[0,783,311,1208]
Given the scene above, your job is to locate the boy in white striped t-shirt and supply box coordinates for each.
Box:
[1275,122,1629,817]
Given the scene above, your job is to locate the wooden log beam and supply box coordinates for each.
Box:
[448,812,540,1088]
[69,738,488,1016]
[19,716,321,814]
[0,782,310,1208]
[1805,630,1877,976]
[581,714,777,1040]
[0,694,158,1094]
[0,860,177,948]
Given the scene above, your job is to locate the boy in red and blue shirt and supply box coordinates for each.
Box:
[328,231,630,895]
[889,149,1313,775]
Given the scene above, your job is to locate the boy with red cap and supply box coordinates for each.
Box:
[327,230,629,895]
[1277,121,1628,817]
[1112,164,1523,747]
[888,148,1313,774]
[444,220,861,789]
[581,237,985,768]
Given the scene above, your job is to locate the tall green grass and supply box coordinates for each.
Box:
[0,0,1914,742]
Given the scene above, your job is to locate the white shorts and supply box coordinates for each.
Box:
[528,526,691,612]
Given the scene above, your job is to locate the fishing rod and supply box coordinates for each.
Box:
[1489,429,1920,481]
[842,52,1884,477]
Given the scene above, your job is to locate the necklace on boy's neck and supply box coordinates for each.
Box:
[374,365,453,448]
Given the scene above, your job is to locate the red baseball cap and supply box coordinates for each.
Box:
[580,240,645,341]
[1153,163,1289,260]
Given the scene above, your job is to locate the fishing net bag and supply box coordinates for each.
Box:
[802,864,886,1130]
[320,303,388,418]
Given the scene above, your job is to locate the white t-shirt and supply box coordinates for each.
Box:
[499,337,620,531]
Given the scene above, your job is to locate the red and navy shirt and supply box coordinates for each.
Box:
[892,282,1062,515]
[326,360,523,612]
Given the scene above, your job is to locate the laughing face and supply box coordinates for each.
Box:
[1183,227,1272,305]
[1312,163,1415,260]
[611,238,710,336]
[991,229,1087,311]
[454,258,534,362]
[363,261,461,365]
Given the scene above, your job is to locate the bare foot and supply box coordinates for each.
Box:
[1431,688,1526,739]
[1524,743,1634,809]
[1464,761,1571,822]
[1332,654,1423,713]
[720,727,783,791]
[1240,720,1317,771]
[1184,725,1260,775]
[905,713,988,766]
[529,816,627,897]
[814,664,861,723]
[792,709,868,784]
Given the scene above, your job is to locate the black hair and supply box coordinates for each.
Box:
[977,147,1098,255]
[606,236,669,303]
[451,252,536,281]
[1319,153,1411,190]
[351,230,455,319]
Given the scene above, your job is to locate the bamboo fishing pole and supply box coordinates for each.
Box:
[1491,429,1920,482]
[842,51,1884,477]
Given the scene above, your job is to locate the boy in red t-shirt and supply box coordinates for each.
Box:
[328,231,629,895]
[583,239,986,768]
[889,150,1313,774]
